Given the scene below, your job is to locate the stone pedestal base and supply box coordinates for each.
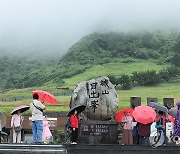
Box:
[78,120,118,144]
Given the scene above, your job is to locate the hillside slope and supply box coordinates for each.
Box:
[1,31,180,90]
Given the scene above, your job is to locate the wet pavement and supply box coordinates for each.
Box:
[0,144,179,154]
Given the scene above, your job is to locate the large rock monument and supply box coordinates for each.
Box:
[70,76,119,144]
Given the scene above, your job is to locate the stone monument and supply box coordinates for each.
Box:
[70,76,118,144]
[163,98,174,109]
[130,97,141,109]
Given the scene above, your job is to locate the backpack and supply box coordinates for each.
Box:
[155,118,163,129]
[66,118,71,129]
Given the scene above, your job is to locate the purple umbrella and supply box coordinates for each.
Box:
[11,105,30,115]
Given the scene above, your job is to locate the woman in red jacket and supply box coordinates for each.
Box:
[70,110,79,144]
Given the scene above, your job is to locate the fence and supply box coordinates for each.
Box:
[1,91,72,102]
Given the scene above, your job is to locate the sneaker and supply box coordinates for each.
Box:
[71,142,77,144]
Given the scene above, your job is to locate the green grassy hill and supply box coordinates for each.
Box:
[1,31,180,90]
[1,31,180,114]
[64,59,171,87]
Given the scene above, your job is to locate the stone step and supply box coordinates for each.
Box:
[0,144,180,154]
[64,144,180,154]
[0,144,66,154]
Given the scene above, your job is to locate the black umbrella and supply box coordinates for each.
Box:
[168,108,178,118]
[11,105,30,115]
[67,104,86,117]
[148,102,168,113]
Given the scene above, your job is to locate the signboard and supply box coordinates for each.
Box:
[163,98,174,109]
[81,124,109,135]
[130,97,141,108]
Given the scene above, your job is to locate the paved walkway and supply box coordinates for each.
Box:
[0,144,179,154]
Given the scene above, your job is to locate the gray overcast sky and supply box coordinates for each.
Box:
[0,0,180,55]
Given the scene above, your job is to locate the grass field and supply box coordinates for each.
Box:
[1,81,180,115]
[0,96,70,115]
[64,59,170,87]
[117,80,180,110]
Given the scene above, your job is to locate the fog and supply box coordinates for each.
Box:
[0,0,180,56]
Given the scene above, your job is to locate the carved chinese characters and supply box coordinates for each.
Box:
[70,76,118,120]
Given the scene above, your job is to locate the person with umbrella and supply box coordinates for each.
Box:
[11,110,24,143]
[67,104,86,144]
[137,122,152,145]
[30,93,45,144]
[155,110,168,145]
[121,110,133,145]
[173,101,180,146]
[132,105,157,146]
[70,110,79,144]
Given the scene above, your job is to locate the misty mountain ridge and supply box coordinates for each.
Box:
[0,31,180,90]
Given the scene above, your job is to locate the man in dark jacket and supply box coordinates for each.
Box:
[138,123,152,145]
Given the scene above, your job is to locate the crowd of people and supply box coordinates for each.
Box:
[10,93,180,146]
[120,102,180,146]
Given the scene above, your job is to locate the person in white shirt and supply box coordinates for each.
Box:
[11,110,23,143]
[30,93,45,144]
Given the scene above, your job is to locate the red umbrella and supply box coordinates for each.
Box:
[11,105,30,115]
[168,114,175,123]
[132,105,156,124]
[115,108,133,122]
[32,90,57,104]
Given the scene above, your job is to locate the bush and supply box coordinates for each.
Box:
[108,75,118,85]
[118,74,131,90]
[54,129,65,144]
[131,70,160,86]
[159,69,170,82]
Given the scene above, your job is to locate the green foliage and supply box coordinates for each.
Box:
[131,70,160,86]
[109,66,180,89]
[108,75,118,85]
[54,129,65,144]
[172,34,180,53]
[171,53,180,67]
[1,31,180,90]
[118,74,131,90]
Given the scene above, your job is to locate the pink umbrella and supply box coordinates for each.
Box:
[11,105,30,115]
[132,105,156,124]
[32,90,57,104]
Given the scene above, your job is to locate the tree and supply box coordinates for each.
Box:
[172,35,180,53]
[171,53,180,67]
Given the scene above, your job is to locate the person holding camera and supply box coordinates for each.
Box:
[30,93,45,144]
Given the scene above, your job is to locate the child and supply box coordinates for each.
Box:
[42,116,52,143]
